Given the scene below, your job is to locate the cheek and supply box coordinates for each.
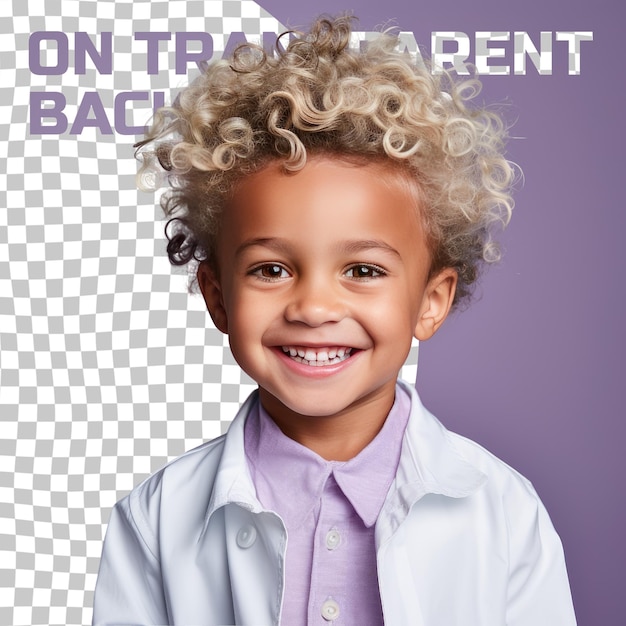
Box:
[226,294,275,356]
[358,304,415,349]
[226,323,264,380]
[230,290,277,329]
[368,287,417,325]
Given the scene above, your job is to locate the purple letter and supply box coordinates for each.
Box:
[134,32,172,74]
[175,32,213,74]
[223,32,248,59]
[29,32,69,75]
[30,91,68,134]
[114,91,150,135]
[70,92,113,135]
[75,32,113,74]
[153,91,165,111]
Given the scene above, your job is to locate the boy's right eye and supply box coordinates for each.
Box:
[249,264,290,280]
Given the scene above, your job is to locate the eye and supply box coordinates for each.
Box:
[250,263,290,281]
[345,264,386,279]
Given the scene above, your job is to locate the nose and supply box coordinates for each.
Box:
[284,276,347,327]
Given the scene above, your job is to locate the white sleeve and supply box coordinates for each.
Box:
[505,483,577,626]
[92,495,169,626]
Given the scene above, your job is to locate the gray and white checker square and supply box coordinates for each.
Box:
[0,2,419,624]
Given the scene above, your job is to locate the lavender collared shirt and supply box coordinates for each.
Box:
[244,385,411,625]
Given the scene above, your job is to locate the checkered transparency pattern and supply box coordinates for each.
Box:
[0,1,283,624]
[0,2,419,624]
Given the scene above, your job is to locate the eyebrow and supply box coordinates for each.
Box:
[235,237,401,258]
[235,237,293,257]
[340,239,401,258]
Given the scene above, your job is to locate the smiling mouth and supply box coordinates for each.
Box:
[280,345,354,367]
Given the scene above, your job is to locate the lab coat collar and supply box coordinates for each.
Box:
[394,379,487,499]
[205,392,263,520]
[202,381,487,536]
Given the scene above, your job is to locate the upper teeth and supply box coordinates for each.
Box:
[282,346,352,362]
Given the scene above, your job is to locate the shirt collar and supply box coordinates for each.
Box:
[244,387,411,528]
[204,381,486,532]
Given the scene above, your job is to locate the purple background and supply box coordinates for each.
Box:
[258,1,623,624]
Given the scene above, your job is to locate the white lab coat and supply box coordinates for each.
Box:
[92,380,576,625]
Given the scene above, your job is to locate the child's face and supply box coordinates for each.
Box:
[198,157,456,424]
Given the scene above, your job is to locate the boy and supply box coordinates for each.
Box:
[93,16,576,625]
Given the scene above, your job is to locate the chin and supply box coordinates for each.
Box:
[284,397,350,419]
[276,383,384,419]
[258,385,348,418]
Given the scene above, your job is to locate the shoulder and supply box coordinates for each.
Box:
[437,428,564,556]
[389,388,576,623]
[114,435,228,551]
[401,394,568,556]
[130,434,228,511]
[400,380,543,508]
[441,432,575,622]
[110,391,260,555]
[438,425,551,529]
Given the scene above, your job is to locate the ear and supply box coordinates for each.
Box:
[197,262,229,334]
[414,268,457,341]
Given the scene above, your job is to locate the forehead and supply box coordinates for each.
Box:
[222,157,425,248]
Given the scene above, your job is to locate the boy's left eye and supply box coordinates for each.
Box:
[345,264,386,279]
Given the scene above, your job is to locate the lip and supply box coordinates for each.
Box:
[271,345,361,378]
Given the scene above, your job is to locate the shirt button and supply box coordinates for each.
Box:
[325,529,341,550]
[236,524,257,549]
[321,599,340,621]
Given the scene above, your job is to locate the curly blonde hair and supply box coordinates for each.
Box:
[137,15,515,306]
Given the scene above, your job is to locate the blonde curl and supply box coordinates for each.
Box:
[136,14,516,306]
